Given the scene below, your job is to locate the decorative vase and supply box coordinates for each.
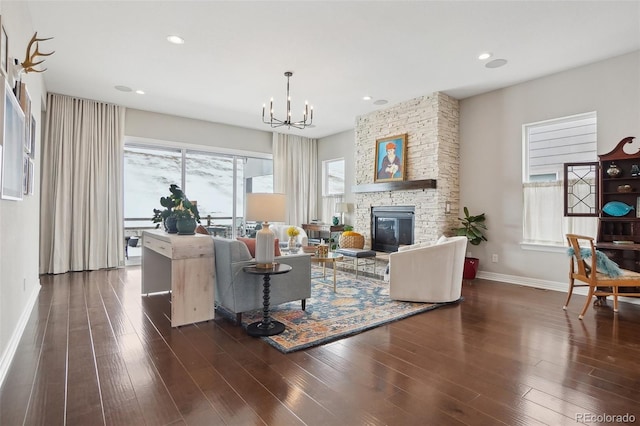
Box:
[332,216,339,225]
[288,236,297,250]
[176,217,196,235]
[463,257,479,280]
[607,162,622,178]
[165,216,178,234]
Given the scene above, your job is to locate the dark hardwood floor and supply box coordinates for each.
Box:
[1,266,639,425]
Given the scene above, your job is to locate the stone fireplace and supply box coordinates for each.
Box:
[353,92,460,249]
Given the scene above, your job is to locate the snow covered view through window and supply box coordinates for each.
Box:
[124,145,273,233]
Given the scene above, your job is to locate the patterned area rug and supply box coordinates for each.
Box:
[241,267,458,353]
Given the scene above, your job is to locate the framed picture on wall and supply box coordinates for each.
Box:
[27,157,34,195]
[22,153,28,195]
[19,83,31,153]
[0,17,7,76]
[374,134,407,182]
[1,74,25,200]
[29,114,36,158]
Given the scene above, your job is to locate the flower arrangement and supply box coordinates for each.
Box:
[341,230,362,237]
[287,226,300,237]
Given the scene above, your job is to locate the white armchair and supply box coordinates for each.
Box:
[270,224,309,247]
[389,236,468,303]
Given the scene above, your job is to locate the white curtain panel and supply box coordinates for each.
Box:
[40,93,125,274]
[523,181,597,245]
[322,196,343,224]
[273,133,318,225]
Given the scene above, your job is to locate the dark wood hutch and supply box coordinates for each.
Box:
[565,136,640,273]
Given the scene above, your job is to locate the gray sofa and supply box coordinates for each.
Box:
[212,237,312,323]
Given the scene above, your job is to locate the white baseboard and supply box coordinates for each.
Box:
[0,280,41,388]
[477,271,640,306]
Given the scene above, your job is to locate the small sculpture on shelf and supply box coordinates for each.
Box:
[606,162,622,178]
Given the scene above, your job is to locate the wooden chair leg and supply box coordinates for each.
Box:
[579,286,597,320]
[613,287,619,313]
[563,277,575,310]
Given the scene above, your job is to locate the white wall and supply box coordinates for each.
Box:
[317,129,355,223]
[0,2,46,384]
[459,50,640,286]
[125,108,273,154]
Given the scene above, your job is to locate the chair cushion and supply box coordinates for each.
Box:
[335,248,376,258]
[398,241,432,252]
[436,235,448,244]
[237,237,282,258]
[567,247,622,277]
[195,225,210,235]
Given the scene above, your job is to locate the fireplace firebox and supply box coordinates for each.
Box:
[371,206,414,252]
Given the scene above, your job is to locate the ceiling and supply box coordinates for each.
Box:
[24,1,640,139]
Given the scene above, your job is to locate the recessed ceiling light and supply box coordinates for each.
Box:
[114,85,132,92]
[167,35,185,45]
[363,96,372,101]
[135,90,145,95]
[373,99,388,105]
[478,52,492,60]
[485,59,508,69]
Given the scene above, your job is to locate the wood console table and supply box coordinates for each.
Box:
[302,223,344,246]
[141,230,215,327]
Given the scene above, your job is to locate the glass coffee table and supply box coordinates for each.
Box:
[310,252,344,292]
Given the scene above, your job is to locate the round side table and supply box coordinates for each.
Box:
[242,263,292,336]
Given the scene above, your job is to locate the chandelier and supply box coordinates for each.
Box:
[262,71,313,130]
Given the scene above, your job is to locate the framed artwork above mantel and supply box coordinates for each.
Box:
[374,134,407,183]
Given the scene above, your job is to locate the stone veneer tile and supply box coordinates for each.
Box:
[354,92,459,248]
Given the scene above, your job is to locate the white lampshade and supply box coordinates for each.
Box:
[335,202,349,225]
[245,193,286,268]
[335,202,349,213]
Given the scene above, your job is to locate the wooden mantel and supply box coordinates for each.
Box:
[352,179,437,193]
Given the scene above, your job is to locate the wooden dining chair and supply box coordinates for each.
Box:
[565,234,640,319]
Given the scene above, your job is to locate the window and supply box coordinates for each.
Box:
[522,112,598,245]
[124,144,272,238]
[123,145,182,229]
[322,158,345,196]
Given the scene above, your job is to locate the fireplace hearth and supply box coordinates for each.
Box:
[371,206,414,252]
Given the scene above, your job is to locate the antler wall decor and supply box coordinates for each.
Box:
[21,32,55,73]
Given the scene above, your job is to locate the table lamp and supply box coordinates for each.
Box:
[335,202,349,225]
[245,193,286,268]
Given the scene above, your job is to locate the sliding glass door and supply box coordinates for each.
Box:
[124,144,272,239]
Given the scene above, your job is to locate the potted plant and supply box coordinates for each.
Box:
[452,207,487,280]
[152,184,200,234]
[173,199,200,234]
